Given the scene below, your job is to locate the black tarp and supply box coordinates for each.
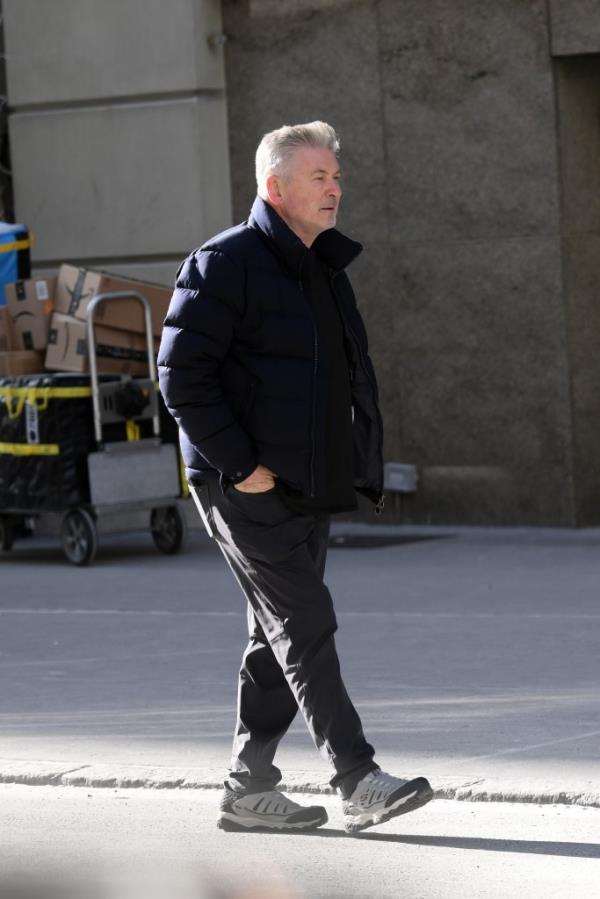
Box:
[0,373,179,512]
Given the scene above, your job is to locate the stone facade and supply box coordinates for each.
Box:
[3,0,232,286]
[554,53,600,524]
[222,0,600,525]
[4,0,600,525]
[0,15,12,221]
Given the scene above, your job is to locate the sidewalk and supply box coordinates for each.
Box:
[1,522,599,807]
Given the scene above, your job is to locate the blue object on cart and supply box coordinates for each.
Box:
[0,223,31,305]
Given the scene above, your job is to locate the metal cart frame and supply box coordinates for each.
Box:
[0,291,187,565]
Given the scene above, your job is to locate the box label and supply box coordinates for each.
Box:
[35,281,49,301]
[25,402,40,445]
[96,342,147,363]
[68,269,91,316]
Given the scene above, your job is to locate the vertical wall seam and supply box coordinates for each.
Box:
[218,0,236,226]
[373,0,403,461]
[544,0,579,526]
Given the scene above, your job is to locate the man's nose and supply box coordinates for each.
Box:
[327,180,342,198]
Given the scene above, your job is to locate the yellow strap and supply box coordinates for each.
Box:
[179,451,189,498]
[0,383,160,421]
[0,386,93,419]
[3,396,24,419]
[0,442,59,456]
[0,386,92,400]
[126,420,141,441]
[0,239,32,253]
[0,385,157,399]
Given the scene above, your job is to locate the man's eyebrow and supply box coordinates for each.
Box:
[310,168,341,175]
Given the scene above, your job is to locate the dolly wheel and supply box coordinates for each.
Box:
[60,508,98,566]
[0,516,15,553]
[150,505,187,555]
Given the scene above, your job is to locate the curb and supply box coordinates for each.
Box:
[1,761,598,808]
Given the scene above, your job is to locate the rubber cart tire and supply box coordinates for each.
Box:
[60,508,98,566]
[150,505,187,555]
[0,516,15,553]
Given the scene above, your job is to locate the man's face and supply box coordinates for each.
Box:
[267,146,342,247]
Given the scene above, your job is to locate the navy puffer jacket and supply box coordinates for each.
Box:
[158,197,384,511]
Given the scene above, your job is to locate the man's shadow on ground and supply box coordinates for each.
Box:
[247,827,600,858]
[310,829,600,858]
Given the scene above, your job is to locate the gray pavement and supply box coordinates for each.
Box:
[1,785,599,899]
[1,518,599,806]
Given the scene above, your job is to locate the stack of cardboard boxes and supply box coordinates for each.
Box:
[0,265,171,377]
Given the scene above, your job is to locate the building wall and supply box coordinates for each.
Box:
[553,53,600,524]
[0,13,12,221]
[3,0,232,287]
[4,0,600,525]
[222,0,600,525]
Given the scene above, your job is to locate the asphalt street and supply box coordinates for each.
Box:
[1,785,599,899]
[1,518,599,802]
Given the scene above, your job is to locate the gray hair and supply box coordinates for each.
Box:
[255,121,340,200]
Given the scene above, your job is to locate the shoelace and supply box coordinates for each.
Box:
[235,791,300,815]
[354,770,406,807]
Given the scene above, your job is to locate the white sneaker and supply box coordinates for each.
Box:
[217,787,328,832]
[342,768,433,834]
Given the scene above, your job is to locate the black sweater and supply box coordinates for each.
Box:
[277,248,358,515]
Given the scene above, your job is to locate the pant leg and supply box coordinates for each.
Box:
[227,602,298,793]
[227,513,333,793]
[309,513,330,582]
[190,474,375,792]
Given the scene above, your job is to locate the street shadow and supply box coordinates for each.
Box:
[0,531,213,566]
[339,831,600,858]
[328,534,454,549]
[222,827,600,858]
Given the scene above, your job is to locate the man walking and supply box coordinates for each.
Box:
[158,121,432,834]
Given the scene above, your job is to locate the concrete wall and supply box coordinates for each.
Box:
[3,0,232,285]
[554,56,600,525]
[0,11,13,222]
[547,1,600,524]
[5,0,600,525]
[222,0,578,524]
[549,0,600,55]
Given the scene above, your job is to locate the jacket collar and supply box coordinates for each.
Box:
[247,196,362,276]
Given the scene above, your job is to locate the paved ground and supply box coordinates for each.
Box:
[1,785,599,899]
[1,518,599,805]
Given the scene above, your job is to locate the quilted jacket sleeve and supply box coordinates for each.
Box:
[157,248,257,481]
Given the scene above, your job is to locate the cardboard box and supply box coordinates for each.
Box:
[5,277,57,351]
[0,350,45,376]
[45,313,158,376]
[0,308,16,352]
[55,265,171,338]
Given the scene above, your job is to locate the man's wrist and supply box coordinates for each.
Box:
[226,461,257,485]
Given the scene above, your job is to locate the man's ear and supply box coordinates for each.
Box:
[265,172,283,207]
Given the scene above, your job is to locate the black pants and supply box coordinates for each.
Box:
[189,471,376,798]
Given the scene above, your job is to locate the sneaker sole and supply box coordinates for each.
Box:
[217,809,328,833]
[344,782,434,835]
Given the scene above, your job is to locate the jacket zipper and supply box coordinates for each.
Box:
[310,324,318,497]
[330,271,385,515]
[298,257,317,497]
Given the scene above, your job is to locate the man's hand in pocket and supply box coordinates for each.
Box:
[234,464,278,493]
